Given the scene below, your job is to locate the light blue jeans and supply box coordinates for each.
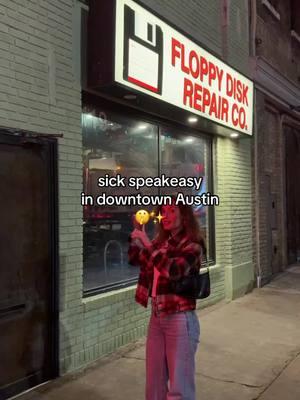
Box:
[146,306,200,400]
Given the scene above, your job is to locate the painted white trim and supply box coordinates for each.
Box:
[261,0,280,21]
[75,0,89,11]
[291,30,300,44]
[72,0,89,85]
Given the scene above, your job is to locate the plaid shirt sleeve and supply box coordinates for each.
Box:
[152,241,202,281]
[128,239,153,269]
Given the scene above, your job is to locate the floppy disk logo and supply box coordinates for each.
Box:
[123,5,163,95]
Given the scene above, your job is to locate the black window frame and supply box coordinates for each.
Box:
[82,93,216,297]
[291,0,300,34]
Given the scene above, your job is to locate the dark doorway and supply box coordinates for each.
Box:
[0,131,58,400]
[285,126,300,265]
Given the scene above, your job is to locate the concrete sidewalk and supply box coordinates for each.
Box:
[17,266,300,400]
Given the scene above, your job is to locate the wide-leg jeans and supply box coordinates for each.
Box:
[146,305,200,400]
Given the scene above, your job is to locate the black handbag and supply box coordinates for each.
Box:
[171,252,211,299]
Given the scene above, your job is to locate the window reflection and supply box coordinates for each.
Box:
[82,109,213,294]
[160,126,210,254]
[82,111,158,293]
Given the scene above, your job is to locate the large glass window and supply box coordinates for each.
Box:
[82,105,214,295]
[160,125,212,257]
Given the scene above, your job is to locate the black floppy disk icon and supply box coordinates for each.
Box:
[123,4,163,95]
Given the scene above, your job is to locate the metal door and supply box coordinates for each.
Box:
[0,131,58,400]
[285,126,300,265]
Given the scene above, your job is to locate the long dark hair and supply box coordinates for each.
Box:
[154,200,206,249]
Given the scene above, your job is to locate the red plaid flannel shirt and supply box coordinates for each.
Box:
[128,231,203,317]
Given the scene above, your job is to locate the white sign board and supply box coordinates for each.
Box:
[115,0,254,135]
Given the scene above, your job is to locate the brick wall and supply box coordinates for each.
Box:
[139,0,250,77]
[71,0,252,371]
[0,0,83,373]
[139,0,222,56]
[69,0,253,373]
[253,0,300,284]
[252,92,285,284]
[0,0,253,374]
[215,135,254,300]
[227,0,250,75]
[256,0,300,86]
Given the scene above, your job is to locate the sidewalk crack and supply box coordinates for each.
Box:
[197,372,264,389]
[254,350,300,399]
[121,355,144,361]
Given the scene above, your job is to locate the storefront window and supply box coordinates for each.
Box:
[160,126,212,255]
[82,107,214,295]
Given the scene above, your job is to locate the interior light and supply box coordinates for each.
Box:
[138,124,147,130]
[185,137,195,143]
[230,133,239,138]
[85,113,94,119]
[188,116,198,123]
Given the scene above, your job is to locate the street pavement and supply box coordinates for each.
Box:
[15,265,300,400]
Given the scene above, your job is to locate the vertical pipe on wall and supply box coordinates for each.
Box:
[249,0,257,57]
[254,91,262,288]
[249,0,263,287]
[279,113,288,270]
[221,0,229,61]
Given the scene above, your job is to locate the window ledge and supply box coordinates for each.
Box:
[291,30,300,44]
[261,0,280,21]
[82,285,136,311]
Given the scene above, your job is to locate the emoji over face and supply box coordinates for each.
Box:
[135,209,150,225]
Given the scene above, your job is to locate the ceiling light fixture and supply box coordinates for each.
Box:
[188,116,198,123]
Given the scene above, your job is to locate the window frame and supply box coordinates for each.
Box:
[82,93,216,297]
[290,0,300,40]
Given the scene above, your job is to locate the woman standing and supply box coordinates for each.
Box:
[128,202,205,400]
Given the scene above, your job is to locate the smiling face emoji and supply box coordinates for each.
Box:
[135,210,150,225]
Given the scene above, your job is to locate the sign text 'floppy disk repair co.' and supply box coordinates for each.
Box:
[115,0,254,135]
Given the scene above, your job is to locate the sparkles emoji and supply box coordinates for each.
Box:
[155,212,164,224]
[150,211,156,219]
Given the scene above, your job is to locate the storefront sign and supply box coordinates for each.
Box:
[115,0,254,135]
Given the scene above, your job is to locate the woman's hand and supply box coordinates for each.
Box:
[130,226,152,249]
